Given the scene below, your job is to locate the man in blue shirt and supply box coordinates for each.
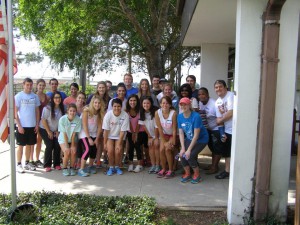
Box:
[46,78,67,101]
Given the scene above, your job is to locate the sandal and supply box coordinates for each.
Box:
[164,170,175,179]
[215,171,229,179]
[157,169,166,178]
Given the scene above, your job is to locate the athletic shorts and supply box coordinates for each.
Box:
[208,130,224,155]
[16,127,37,146]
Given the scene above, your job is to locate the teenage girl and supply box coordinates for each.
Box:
[39,92,64,172]
[155,96,177,178]
[178,97,208,184]
[126,94,144,173]
[107,83,127,111]
[139,96,160,174]
[77,96,103,177]
[63,83,79,106]
[102,98,130,176]
[75,91,86,116]
[35,79,50,167]
[58,103,82,176]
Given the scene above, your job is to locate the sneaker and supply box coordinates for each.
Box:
[55,165,62,170]
[148,165,156,174]
[78,169,89,177]
[27,162,36,171]
[215,171,230,179]
[35,160,44,168]
[87,166,97,174]
[128,164,134,172]
[191,175,202,184]
[157,169,166,178]
[107,167,114,176]
[115,166,123,175]
[69,168,76,176]
[62,168,70,176]
[154,165,161,174]
[103,156,109,164]
[96,161,102,169]
[164,170,175,179]
[24,163,29,170]
[122,155,129,164]
[134,165,143,173]
[17,164,25,173]
[180,174,192,183]
[45,167,51,172]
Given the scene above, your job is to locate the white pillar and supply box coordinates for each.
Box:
[200,44,228,98]
[269,0,300,221]
[228,1,267,224]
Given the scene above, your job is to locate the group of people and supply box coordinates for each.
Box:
[14,73,233,184]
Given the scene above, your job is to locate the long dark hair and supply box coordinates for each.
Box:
[179,83,193,99]
[140,96,158,121]
[126,94,140,114]
[50,92,65,119]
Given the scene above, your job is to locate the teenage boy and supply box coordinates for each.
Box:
[46,78,67,101]
[15,77,41,173]
[186,75,198,98]
[150,75,162,96]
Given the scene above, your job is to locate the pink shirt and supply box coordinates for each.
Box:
[128,112,144,133]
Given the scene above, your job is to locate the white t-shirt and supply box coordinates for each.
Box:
[15,91,41,127]
[79,114,98,138]
[155,109,175,135]
[215,91,234,134]
[138,112,157,138]
[39,106,63,132]
[199,98,218,131]
[107,98,127,111]
[102,110,130,139]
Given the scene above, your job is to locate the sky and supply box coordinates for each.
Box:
[14,36,200,85]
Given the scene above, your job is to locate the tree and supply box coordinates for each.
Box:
[16,0,199,83]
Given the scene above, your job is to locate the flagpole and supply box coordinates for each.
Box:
[7,0,17,209]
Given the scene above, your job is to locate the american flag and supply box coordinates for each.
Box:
[0,0,17,142]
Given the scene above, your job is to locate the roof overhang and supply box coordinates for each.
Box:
[177,0,237,46]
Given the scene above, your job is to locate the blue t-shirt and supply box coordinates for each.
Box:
[177,111,208,144]
[46,91,67,101]
[113,87,138,99]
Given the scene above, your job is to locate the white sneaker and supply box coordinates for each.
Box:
[17,164,25,173]
[134,165,143,173]
[28,162,36,171]
[128,164,134,172]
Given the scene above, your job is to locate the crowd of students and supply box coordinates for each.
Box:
[14,73,233,184]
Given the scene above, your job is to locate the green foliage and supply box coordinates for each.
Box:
[0,191,156,224]
[15,0,200,83]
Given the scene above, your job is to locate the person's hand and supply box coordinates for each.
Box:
[132,133,137,143]
[148,137,153,146]
[185,150,191,160]
[88,137,94,146]
[18,126,24,134]
[179,149,185,158]
[34,125,39,133]
[47,131,53,140]
[70,146,76,154]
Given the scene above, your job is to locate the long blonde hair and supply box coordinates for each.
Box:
[83,95,105,123]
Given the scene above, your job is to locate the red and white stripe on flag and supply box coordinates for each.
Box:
[0,1,17,142]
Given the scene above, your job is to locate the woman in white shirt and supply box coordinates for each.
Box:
[103,98,130,176]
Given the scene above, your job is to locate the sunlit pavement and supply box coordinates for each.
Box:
[0,141,296,210]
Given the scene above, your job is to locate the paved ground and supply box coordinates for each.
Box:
[0,141,296,210]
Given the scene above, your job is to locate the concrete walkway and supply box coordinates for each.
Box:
[0,141,296,210]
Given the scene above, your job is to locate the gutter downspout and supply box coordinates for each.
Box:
[254,0,285,222]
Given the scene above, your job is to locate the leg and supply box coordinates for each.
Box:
[159,141,167,170]
[39,128,54,168]
[53,138,61,167]
[107,139,115,167]
[17,145,24,164]
[60,143,70,168]
[35,131,42,161]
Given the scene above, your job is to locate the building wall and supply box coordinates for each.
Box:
[269,0,300,220]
